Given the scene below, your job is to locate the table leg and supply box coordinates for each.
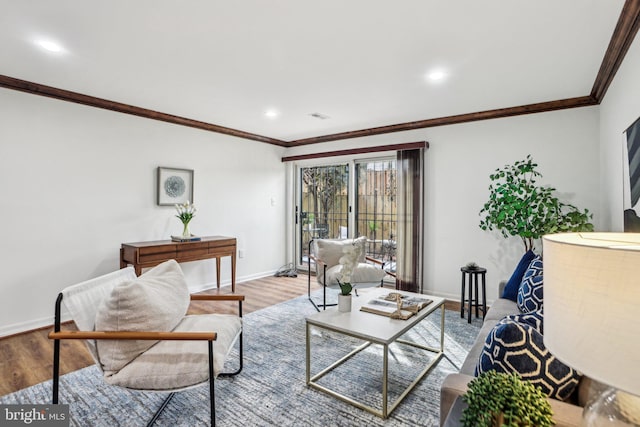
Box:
[440,305,445,352]
[231,252,236,293]
[481,273,487,319]
[382,343,389,418]
[467,274,472,324]
[460,273,465,319]
[119,248,126,269]
[305,323,311,385]
[215,257,221,289]
[474,273,479,318]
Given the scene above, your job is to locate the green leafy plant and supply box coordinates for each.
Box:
[338,282,353,296]
[479,155,593,251]
[461,371,554,427]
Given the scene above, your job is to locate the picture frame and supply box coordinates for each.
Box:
[157,167,194,206]
[623,115,640,231]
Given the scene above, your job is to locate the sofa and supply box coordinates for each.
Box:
[439,279,603,426]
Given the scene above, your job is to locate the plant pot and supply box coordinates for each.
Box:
[338,294,352,312]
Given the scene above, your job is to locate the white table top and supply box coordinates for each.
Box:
[306,288,445,345]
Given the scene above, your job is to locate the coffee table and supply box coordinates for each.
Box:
[305,288,445,418]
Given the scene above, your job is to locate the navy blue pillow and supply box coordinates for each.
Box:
[503,309,544,334]
[518,275,544,313]
[501,250,536,301]
[475,319,581,401]
[517,255,544,313]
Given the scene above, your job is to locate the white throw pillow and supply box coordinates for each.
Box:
[95,260,190,373]
[324,262,386,286]
[316,236,367,268]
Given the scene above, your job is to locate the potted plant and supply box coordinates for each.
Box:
[479,155,593,252]
[175,201,197,237]
[337,282,353,312]
[461,371,554,427]
[337,240,362,312]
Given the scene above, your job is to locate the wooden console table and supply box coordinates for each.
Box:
[120,236,237,292]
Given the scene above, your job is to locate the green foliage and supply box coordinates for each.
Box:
[461,371,554,427]
[338,281,352,296]
[479,155,593,251]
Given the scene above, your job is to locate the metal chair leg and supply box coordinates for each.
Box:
[52,293,63,404]
[209,341,215,427]
[307,242,336,311]
[147,393,175,427]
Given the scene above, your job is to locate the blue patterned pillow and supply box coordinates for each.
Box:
[517,256,544,313]
[502,250,536,302]
[476,319,581,401]
[502,309,544,334]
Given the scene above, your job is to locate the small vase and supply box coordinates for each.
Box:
[182,221,191,237]
[338,294,352,312]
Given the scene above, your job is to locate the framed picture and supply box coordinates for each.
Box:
[157,167,194,206]
[623,116,640,231]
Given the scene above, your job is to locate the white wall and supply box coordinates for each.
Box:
[599,34,640,231]
[0,88,287,336]
[285,107,601,302]
[5,51,625,335]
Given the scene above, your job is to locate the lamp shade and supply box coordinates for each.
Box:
[542,233,640,396]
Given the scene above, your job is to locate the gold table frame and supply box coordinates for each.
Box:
[305,296,445,419]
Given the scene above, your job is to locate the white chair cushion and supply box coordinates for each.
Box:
[95,260,190,373]
[324,262,386,286]
[315,237,367,268]
[103,314,242,391]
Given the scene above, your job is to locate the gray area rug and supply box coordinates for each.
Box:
[1,290,482,426]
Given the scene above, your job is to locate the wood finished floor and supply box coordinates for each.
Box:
[0,273,460,397]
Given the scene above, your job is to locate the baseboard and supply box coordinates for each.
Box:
[187,269,279,293]
[0,270,280,338]
[0,316,57,338]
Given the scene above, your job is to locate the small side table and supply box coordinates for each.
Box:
[460,266,487,324]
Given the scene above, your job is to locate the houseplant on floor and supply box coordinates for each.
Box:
[461,370,554,427]
[479,155,593,252]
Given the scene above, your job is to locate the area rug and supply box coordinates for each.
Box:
[1,290,483,426]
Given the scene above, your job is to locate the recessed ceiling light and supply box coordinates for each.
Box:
[35,39,64,53]
[265,109,279,119]
[427,70,447,82]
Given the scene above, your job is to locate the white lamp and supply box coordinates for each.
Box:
[543,233,640,426]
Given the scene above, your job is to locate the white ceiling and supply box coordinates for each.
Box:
[0,1,625,142]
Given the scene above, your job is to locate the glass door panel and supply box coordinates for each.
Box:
[298,164,349,267]
[355,160,396,274]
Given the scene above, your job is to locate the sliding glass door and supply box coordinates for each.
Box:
[296,159,397,276]
[355,159,397,274]
[297,164,349,266]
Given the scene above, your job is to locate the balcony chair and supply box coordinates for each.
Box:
[48,259,244,426]
[307,236,389,311]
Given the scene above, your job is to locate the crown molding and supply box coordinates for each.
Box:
[288,96,598,146]
[0,74,288,147]
[281,141,428,162]
[590,0,640,102]
[1,1,638,147]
